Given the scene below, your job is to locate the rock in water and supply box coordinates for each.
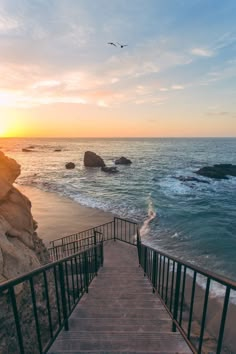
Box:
[84,151,105,167]
[115,156,132,165]
[22,148,35,152]
[65,162,75,169]
[101,166,118,173]
[195,164,236,180]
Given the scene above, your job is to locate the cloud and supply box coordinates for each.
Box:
[0,13,19,33]
[191,48,214,57]
[171,85,184,90]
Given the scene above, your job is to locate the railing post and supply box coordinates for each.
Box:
[113,217,116,241]
[137,229,141,265]
[9,286,25,354]
[93,230,98,275]
[58,263,69,331]
[144,247,147,276]
[100,240,104,267]
[216,286,230,354]
[83,252,89,293]
[172,263,181,332]
[152,251,157,293]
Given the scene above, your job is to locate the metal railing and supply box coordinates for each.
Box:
[48,231,103,261]
[49,217,138,261]
[0,243,103,354]
[138,242,236,354]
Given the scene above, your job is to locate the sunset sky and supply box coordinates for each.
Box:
[0,0,236,137]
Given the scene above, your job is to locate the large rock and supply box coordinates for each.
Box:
[0,151,50,353]
[195,164,236,180]
[84,151,105,167]
[0,151,49,282]
[115,156,132,165]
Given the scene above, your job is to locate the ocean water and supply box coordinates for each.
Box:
[1,137,236,283]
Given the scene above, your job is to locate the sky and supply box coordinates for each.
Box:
[0,0,236,137]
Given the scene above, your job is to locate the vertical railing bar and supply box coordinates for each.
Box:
[53,265,62,326]
[58,263,69,331]
[187,271,197,339]
[198,277,211,353]
[216,286,231,354]
[144,247,147,276]
[29,277,43,353]
[83,251,89,293]
[172,263,181,332]
[9,286,25,354]
[79,254,83,292]
[70,259,76,304]
[43,271,53,339]
[74,255,80,299]
[161,256,166,298]
[113,218,116,241]
[158,255,162,293]
[165,258,170,305]
[65,261,71,313]
[152,251,157,292]
[179,266,186,326]
[169,261,175,312]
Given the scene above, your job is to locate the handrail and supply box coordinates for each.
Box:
[48,231,103,261]
[50,217,138,247]
[140,243,236,290]
[138,242,236,353]
[0,243,103,354]
[50,221,114,246]
[48,217,138,261]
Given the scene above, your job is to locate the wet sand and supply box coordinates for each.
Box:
[17,185,114,247]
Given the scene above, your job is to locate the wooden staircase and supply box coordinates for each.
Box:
[48,241,192,353]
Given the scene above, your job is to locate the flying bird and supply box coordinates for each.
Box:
[117,43,128,48]
[108,42,117,47]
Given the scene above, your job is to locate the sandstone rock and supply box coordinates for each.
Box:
[115,156,132,165]
[0,151,49,282]
[101,166,118,173]
[65,162,75,169]
[0,151,51,354]
[195,164,236,180]
[84,151,105,167]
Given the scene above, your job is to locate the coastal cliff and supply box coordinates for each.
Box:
[0,151,50,353]
[0,151,49,283]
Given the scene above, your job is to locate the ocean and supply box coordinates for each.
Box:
[1,137,236,284]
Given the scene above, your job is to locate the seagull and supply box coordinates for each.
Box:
[117,42,128,48]
[108,42,117,47]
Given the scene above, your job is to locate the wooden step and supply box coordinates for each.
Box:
[48,332,191,353]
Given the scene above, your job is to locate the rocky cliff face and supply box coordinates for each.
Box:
[0,151,51,353]
[0,151,49,283]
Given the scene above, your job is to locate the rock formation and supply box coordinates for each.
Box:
[115,156,132,165]
[195,164,236,180]
[101,166,118,173]
[0,151,49,283]
[84,151,105,167]
[65,162,75,169]
[0,151,51,353]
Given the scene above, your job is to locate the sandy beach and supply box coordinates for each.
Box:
[17,184,114,247]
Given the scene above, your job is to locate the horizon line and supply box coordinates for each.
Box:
[1,136,236,139]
